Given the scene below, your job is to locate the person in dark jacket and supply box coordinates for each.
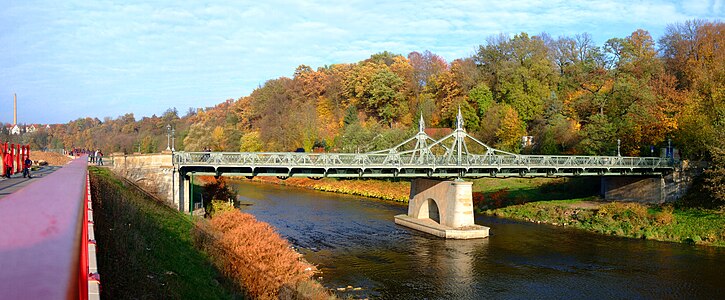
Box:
[22,157,32,178]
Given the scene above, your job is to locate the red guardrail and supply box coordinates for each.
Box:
[2,142,30,176]
[0,155,98,299]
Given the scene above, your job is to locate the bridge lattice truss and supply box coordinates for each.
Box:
[174,110,676,178]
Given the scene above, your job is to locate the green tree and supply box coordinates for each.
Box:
[468,83,494,116]
[476,32,557,122]
[364,68,407,126]
[578,114,616,155]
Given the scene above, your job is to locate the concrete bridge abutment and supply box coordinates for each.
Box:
[395,178,489,239]
[600,162,701,204]
[110,152,188,211]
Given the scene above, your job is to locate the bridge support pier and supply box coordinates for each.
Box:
[395,178,489,239]
[177,172,191,213]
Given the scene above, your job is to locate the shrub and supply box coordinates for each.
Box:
[193,210,332,300]
[207,200,236,218]
[653,205,675,225]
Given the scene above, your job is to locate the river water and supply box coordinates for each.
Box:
[234,181,725,299]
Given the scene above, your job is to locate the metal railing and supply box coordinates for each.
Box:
[174,151,675,170]
[173,112,675,177]
[0,156,99,299]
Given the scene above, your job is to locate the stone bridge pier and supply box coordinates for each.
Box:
[109,152,187,212]
[395,178,489,239]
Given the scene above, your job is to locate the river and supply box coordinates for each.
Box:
[234,181,725,299]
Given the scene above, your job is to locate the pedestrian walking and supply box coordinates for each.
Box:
[22,157,32,178]
[96,150,103,166]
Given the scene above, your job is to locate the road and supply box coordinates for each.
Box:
[0,166,61,200]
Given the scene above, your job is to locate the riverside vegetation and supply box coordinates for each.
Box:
[486,200,725,247]
[194,201,334,300]
[91,167,333,299]
[89,167,238,299]
[228,175,725,248]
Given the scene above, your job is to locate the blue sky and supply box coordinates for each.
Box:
[1,0,722,124]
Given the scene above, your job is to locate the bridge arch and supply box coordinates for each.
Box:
[418,198,441,224]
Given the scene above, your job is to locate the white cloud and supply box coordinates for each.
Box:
[0,0,722,123]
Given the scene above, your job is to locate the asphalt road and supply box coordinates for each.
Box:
[0,166,61,200]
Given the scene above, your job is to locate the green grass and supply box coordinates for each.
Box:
[486,199,725,247]
[471,177,600,211]
[474,177,598,199]
[89,167,241,299]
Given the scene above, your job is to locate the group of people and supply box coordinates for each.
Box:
[89,149,104,166]
[70,147,104,165]
[3,151,32,179]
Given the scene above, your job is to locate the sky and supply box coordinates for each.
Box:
[1,0,722,124]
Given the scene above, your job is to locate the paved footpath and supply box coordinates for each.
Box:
[0,166,61,200]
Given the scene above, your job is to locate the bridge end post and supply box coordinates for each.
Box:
[395,178,489,239]
[177,171,191,213]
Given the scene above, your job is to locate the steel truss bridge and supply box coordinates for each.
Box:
[174,111,676,179]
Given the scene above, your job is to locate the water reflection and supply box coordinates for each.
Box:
[234,181,725,299]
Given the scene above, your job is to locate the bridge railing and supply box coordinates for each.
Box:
[0,156,99,299]
[174,151,675,169]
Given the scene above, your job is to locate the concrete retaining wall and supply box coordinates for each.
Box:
[109,152,180,210]
[601,161,704,203]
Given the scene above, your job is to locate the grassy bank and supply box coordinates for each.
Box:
[234,176,598,206]
[233,175,725,247]
[235,176,411,202]
[471,177,599,211]
[89,167,239,299]
[194,205,333,300]
[486,200,725,247]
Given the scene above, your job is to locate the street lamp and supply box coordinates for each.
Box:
[171,128,175,151]
[166,124,171,151]
[617,139,621,156]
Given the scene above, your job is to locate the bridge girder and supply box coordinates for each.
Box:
[174,110,676,179]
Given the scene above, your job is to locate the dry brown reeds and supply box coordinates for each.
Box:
[194,210,333,300]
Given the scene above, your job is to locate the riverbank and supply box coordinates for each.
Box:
[239,176,411,202]
[232,176,597,206]
[194,206,333,300]
[89,167,239,299]
[229,176,725,248]
[92,168,333,299]
[485,200,725,247]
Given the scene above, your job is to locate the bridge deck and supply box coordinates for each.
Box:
[172,115,676,179]
[174,152,676,178]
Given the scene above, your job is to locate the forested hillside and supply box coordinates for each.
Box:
[6,21,723,163]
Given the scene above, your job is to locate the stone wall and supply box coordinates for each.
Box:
[109,152,180,210]
[601,161,704,203]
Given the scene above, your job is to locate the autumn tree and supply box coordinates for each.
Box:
[476,33,557,122]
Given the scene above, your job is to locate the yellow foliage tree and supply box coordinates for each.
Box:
[316,96,339,146]
[239,131,263,152]
[211,126,226,151]
[495,105,527,153]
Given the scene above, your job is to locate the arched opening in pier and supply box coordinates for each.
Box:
[421,198,441,224]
